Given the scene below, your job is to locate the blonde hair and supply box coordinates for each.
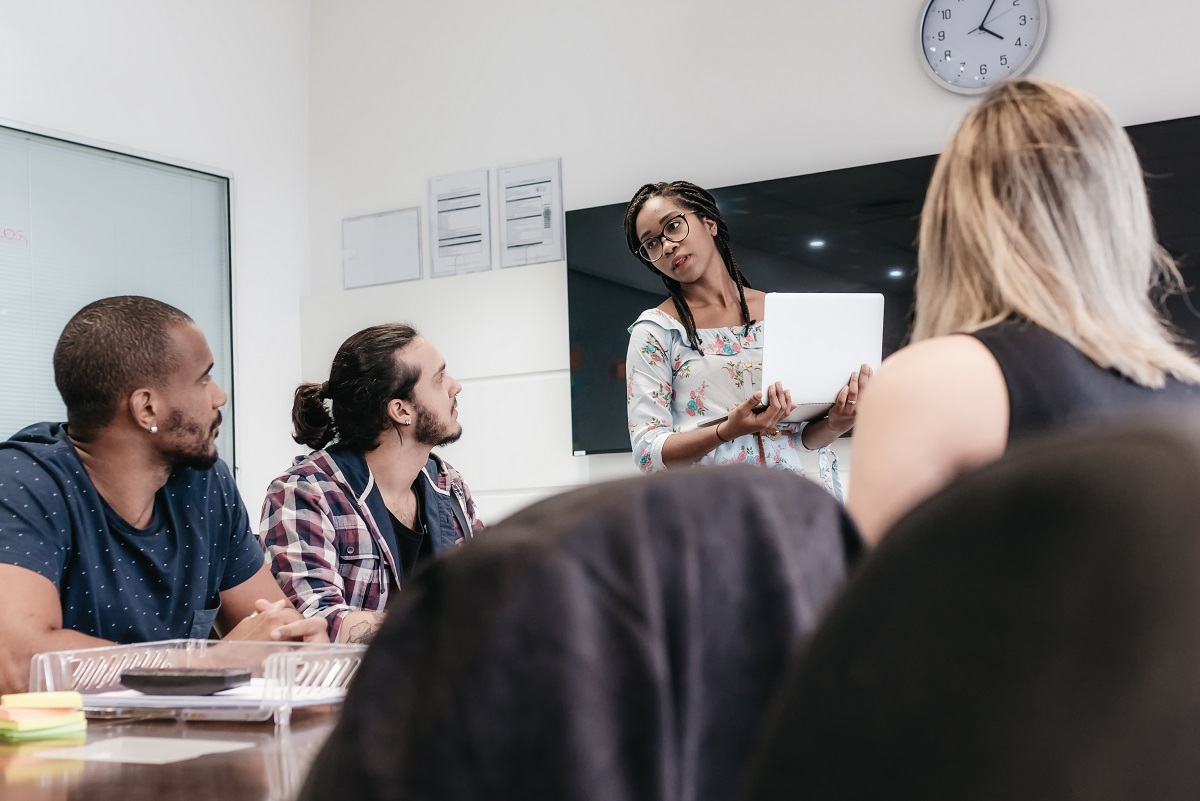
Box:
[915,78,1200,387]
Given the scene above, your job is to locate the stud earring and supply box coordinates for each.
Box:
[402,420,412,426]
[149,425,158,434]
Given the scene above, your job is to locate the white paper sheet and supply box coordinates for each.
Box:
[429,168,491,277]
[343,207,422,289]
[498,158,564,268]
[36,736,254,765]
[80,678,347,711]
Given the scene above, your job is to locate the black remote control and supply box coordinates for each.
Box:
[119,667,252,696]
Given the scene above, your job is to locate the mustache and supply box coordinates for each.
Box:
[211,411,223,432]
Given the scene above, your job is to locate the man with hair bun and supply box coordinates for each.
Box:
[0,296,327,694]
[261,323,482,644]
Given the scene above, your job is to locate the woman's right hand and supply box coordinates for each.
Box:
[725,382,797,438]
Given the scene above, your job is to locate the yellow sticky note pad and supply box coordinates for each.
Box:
[0,691,83,709]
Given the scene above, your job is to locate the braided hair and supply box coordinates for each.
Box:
[623,181,753,352]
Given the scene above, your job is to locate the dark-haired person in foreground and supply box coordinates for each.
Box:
[260,324,482,644]
[0,296,327,694]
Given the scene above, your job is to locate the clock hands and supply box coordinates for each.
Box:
[966,24,1005,39]
[978,0,999,28]
[980,7,1018,26]
[966,0,1006,40]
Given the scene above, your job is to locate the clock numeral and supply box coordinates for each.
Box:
[939,8,951,19]
[1015,36,1023,46]
[1000,54,1008,66]
[944,49,952,60]
[980,64,988,75]
[1013,0,1020,5]
[1019,14,1027,24]
[937,30,945,41]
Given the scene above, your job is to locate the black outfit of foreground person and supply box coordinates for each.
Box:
[300,466,862,801]
[740,414,1200,801]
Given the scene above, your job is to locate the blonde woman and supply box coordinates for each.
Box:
[849,78,1200,543]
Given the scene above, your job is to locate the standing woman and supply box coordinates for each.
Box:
[624,181,870,492]
[849,78,1200,543]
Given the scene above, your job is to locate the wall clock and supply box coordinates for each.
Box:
[918,0,1048,94]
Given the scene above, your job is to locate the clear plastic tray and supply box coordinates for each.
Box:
[29,639,366,726]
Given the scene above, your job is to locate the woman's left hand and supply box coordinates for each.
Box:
[827,363,872,435]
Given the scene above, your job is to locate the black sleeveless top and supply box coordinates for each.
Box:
[969,320,1199,442]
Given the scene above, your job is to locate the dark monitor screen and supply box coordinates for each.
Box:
[566,114,1200,455]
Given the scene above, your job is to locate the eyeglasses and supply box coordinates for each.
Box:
[635,212,692,263]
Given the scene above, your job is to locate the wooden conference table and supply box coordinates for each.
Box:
[0,707,337,801]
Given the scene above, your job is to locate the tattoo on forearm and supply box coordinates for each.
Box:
[345,612,387,644]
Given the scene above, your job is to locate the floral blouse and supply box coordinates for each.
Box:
[625,308,843,499]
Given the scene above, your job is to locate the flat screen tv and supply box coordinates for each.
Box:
[566,114,1200,456]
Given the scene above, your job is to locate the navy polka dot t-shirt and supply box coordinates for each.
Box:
[0,422,263,642]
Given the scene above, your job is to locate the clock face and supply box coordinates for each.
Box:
[919,0,1048,94]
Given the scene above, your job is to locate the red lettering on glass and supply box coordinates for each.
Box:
[0,228,28,246]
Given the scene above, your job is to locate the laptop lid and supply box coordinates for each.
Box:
[761,292,885,423]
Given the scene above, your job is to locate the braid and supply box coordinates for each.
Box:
[718,240,755,337]
[667,280,703,351]
[624,180,754,352]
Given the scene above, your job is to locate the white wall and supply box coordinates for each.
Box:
[0,1,311,504]
[3,2,1194,523]
[306,0,1200,523]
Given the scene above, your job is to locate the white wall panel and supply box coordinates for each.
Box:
[305,0,1200,519]
[300,260,567,382]
[0,0,310,507]
[435,371,589,492]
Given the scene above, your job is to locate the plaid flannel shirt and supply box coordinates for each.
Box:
[259,448,483,640]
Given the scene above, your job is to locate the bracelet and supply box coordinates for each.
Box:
[714,421,732,443]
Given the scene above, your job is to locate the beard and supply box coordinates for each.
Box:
[412,399,462,448]
[162,409,221,470]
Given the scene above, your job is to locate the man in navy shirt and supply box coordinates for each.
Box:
[0,296,326,693]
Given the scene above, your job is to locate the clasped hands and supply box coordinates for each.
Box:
[722,364,873,439]
[227,598,328,643]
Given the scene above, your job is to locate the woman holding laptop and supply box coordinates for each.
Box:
[623,180,870,492]
[849,78,1200,543]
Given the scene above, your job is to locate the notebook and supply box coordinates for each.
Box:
[697,292,885,428]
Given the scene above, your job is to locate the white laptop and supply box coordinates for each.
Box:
[698,292,885,428]
[763,292,884,422]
